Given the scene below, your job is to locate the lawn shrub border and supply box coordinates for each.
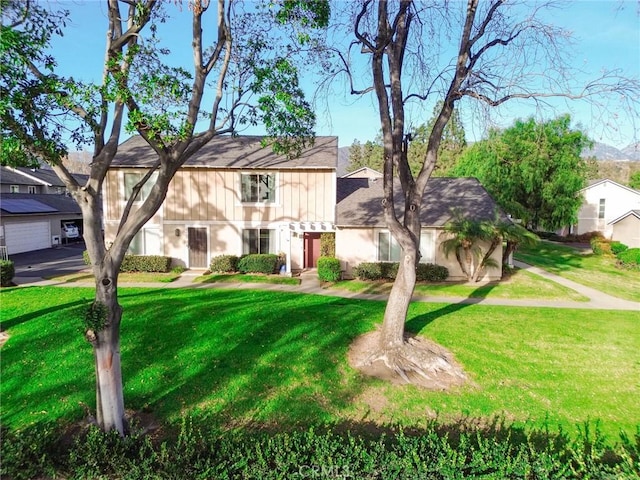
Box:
[355,262,448,282]
[616,248,640,270]
[209,254,240,273]
[0,259,15,286]
[82,251,172,272]
[237,254,279,274]
[2,420,638,480]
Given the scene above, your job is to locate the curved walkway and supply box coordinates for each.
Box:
[12,261,640,311]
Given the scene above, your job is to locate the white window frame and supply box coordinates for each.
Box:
[10,185,19,193]
[27,185,37,194]
[598,198,605,219]
[124,171,158,202]
[376,229,436,264]
[242,228,276,255]
[240,172,277,204]
[127,227,161,255]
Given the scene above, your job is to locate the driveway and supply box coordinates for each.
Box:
[9,241,87,278]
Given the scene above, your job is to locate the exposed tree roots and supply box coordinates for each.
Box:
[348,331,468,390]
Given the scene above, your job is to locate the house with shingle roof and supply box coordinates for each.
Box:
[103,135,507,279]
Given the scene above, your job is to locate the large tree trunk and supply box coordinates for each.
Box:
[87,260,127,435]
[379,250,418,349]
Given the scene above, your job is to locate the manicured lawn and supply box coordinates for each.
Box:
[2,286,638,438]
[194,273,301,286]
[330,267,588,301]
[515,241,640,302]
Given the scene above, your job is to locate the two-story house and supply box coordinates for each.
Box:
[104,135,337,273]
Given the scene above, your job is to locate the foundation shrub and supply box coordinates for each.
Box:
[354,262,398,281]
[237,254,278,274]
[0,260,15,286]
[416,263,449,282]
[120,255,172,273]
[317,256,341,282]
[210,254,239,273]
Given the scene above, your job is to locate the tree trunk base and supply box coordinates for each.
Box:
[348,331,468,390]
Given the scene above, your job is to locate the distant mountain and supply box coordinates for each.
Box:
[582,142,640,161]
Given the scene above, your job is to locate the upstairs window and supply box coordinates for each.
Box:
[242,229,275,255]
[124,172,157,202]
[10,185,19,193]
[241,173,275,203]
[598,198,605,219]
[27,186,37,194]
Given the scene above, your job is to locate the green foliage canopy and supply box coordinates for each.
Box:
[452,115,592,230]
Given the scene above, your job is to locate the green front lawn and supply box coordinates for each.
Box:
[2,286,638,438]
[515,241,640,302]
[330,267,588,301]
[194,273,301,285]
[46,271,182,283]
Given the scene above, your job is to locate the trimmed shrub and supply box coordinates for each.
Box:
[616,248,640,270]
[416,263,449,282]
[210,254,239,273]
[237,254,278,274]
[0,260,15,287]
[354,262,398,281]
[317,256,341,282]
[610,241,629,256]
[120,255,172,273]
[82,250,91,265]
[590,236,612,256]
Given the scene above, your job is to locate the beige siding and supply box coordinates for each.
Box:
[160,168,334,223]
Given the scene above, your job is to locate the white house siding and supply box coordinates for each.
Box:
[575,181,640,238]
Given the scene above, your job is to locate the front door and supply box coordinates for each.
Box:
[188,227,208,268]
[303,232,321,268]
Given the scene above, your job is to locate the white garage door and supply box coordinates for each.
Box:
[5,221,51,255]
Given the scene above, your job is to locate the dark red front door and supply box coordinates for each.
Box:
[303,232,321,268]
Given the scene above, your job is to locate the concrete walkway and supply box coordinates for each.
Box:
[12,262,640,311]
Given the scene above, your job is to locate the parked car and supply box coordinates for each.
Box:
[61,222,80,239]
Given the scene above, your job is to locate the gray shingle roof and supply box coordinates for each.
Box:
[0,166,88,187]
[337,177,508,227]
[0,193,81,215]
[112,135,338,170]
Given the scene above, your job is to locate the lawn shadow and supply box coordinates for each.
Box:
[406,281,498,335]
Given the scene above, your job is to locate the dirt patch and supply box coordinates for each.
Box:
[348,330,468,391]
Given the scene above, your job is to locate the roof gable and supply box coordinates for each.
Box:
[112,135,338,170]
[582,178,640,196]
[337,177,507,227]
[608,209,640,225]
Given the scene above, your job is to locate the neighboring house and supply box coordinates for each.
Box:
[0,193,83,254]
[564,179,640,245]
[341,166,383,180]
[609,210,640,248]
[0,165,84,195]
[104,136,507,279]
[335,176,507,281]
[104,135,338,272]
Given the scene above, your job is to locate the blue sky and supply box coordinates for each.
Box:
[48,1,639,149]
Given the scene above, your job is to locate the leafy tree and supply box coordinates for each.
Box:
[453,116,592,230]
[330,0,639,383]
[629,170,640,190]
[1,0,327,435]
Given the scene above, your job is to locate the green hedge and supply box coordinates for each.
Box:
[2,420,639,480]
[354,262,449,282]
[416,263,449,282]
[210,255,239,273]
[616,248,640,270]
[610,241,629,256]
[317,256,341,282]
[237,254,278,274]
[0,260,15,287]
[590,237,612,256]
[83,251,171,272]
